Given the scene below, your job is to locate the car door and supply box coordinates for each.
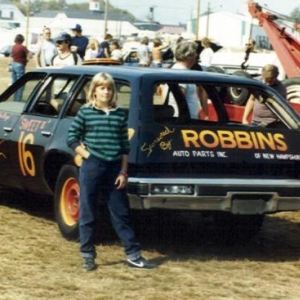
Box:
[7,75,79,194]
[0,73,46,188]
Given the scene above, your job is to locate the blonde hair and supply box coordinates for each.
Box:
[87,73,117,107]
[262,64,279,79]
[153,38,162,47]
[201,37,211,48]
[87,38,99,51]
[141,36,149,45]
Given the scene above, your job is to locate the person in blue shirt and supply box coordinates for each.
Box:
[70,24,89,60]
[98,33,113,58]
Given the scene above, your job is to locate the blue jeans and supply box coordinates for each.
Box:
[11,62,25,101]
[151,62,162,68]
[79,155,141,260]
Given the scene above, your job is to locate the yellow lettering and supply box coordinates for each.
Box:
[235,131,253,149]
[218,130,237,148]
[274,133,288,151]
[18,132,36,177]
[199,130,219,148]
[180,129,288,152]
[181,130,200,148]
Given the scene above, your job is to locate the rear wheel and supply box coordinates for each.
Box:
[206,66,225,73]
[54,165,80,240]
[282,77,300,102]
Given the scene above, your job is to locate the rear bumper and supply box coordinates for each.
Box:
[127,178,300,214]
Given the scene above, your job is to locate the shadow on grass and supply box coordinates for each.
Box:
[0,188,54,220]
[131,210,300,263]
[1,188,300,263]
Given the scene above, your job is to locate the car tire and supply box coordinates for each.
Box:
[228,70,252,106]
[214,213,264,244]
[54,165,80,241]
[206,66,225,73]
[282,77,300,102]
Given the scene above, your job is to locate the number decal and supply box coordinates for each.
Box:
[18,131,36,177]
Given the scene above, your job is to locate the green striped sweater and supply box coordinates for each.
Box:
[67,104,130,161]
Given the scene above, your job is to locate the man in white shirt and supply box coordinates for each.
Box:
[35,27,58,67]
[137,36,151,67]
[52,32,82,67]
[199,37,214,71]
[171,41,208,119]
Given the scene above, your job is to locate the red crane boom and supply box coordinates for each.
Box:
[248,2,300,78]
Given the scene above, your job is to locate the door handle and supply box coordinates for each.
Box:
[41,131,52,137]
[3,127,13,132]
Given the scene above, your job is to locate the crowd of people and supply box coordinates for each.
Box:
[10,22,220,78]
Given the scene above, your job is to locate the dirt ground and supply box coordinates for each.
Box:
[1,56,300,300]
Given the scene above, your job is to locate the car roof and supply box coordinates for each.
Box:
[33,65,263,87]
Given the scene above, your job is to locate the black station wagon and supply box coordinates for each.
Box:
[1,65,300,240]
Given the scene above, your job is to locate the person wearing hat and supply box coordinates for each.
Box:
[242,64,287,126]
[70,24,89,60]
[52,32,82,66]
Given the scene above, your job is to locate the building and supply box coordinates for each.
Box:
[188,9,298,50]
[0,0,24,29]
[29,10,140,41]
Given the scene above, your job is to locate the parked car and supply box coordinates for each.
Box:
[0,44,36,57]
[122,47,174,67]
[1,65,300,241]
[0,45,12,57]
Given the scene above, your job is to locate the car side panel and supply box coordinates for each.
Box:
[0,113,21,187]
[7,115,59,193]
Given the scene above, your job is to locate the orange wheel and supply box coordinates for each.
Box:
[54,165,80,240]
[60,177,79,226]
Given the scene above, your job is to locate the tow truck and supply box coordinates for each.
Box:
[247,0,300,102]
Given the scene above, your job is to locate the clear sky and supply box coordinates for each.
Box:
[69,0,299,25]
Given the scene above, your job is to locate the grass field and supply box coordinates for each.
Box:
[1,56,300,300]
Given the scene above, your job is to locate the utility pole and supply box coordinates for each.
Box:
[104,0,109,37]
[149,6,155,23]
[195,0,200,40]
[206,2,210,37]
[26,0,30,47]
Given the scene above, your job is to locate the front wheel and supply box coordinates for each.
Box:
[54,165,80,240]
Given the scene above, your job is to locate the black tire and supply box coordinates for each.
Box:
[54,165,80,241]
[228,70,252,106]
[282,77,300,102]
[214,213,264,244]
[206,66,225,74]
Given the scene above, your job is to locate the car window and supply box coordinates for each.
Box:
[0,77,43,113]
[152,81,293,130]
[116,81,131,111]
[64,78,131,117]
[124,51,139,64]
[30,76,77,117]
[66,78,91,117]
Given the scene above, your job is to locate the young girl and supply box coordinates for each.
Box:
[67,73,152,271]
[84,38,99,60]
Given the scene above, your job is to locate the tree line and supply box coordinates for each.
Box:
[11,0,136,22]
